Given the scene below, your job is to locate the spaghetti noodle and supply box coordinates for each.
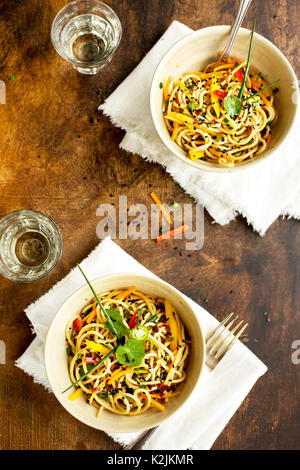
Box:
[65,287,190,417]
[163,58,278,167]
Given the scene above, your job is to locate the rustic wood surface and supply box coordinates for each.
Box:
[0,0,299,451]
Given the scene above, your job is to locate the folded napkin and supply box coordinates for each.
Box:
[16,238,267,450]
[100,21,300,236]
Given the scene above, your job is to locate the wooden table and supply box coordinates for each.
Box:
[0,0,299,451]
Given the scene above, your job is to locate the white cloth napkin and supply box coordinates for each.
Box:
[16,238,267,450]
[100,21,300,236]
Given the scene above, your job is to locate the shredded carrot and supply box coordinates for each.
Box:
[260,93,271,107]
[266,134,271,146]
[150,192,173,225]
[157,224,188,243]
[107,289,121,299]
[214,63,234,72]
[85,307,97,324]
[251,79,272,106]
[115,286,137,300]
[151,398,165,412]
[171,122,179,141]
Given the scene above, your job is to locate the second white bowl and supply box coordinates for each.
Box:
[150,26,299,173]
[44,273,206,433]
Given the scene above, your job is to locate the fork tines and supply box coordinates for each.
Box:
[206,313,248,361]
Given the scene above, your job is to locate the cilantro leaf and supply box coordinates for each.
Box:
[224,96,242,118]
[104,307,130,338]
[116,339,146,366]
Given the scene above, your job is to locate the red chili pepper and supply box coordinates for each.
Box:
[73,318,83,332]
[159,384,170,396]
[83,357,98,363]
[213,90,227,100]
[234,62,244,84]
[92,386,101,393]
[128,310,139,329]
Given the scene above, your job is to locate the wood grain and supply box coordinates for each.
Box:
[0,0,299,450]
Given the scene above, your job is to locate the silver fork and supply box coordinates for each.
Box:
[205,312,248,370]
[126,313,248,450]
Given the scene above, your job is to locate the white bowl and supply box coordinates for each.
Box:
[150,26,299,173]
[44,273,206,433]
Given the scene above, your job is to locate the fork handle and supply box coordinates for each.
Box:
[220,0,253,61]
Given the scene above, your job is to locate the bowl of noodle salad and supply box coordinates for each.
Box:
[45,273,205,433]
[150,26,298,172]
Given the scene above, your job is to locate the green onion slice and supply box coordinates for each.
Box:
[129,325,149,342]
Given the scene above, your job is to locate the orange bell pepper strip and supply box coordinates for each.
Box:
[85,340,111,356]
[165,299,178,352]
[108,367,134,385]
[163,76,171,102]
[151,398,165,412]
[85,307,97,324]
[115,286,137,300]
[69,388,82,401]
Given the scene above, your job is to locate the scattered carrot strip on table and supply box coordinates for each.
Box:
[150,191,173,225]
[157,224,188,243]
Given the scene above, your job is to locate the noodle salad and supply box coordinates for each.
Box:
[65,280,190,418]
[162,24,279,167]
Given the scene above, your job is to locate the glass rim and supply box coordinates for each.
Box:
[51,0,122,68]
[0,209,63,283]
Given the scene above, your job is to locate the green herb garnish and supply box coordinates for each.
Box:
[187,101,199,112]
[62,267,149,394]
[104,307,130,338]
[238,20,256,99]
[116,339,146,366]
[145,314,159,324]
[77,264,121,342]
[62,345,118,393]
[242,79,280,102]
[224,96,243,118]
[159,82,163,89]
